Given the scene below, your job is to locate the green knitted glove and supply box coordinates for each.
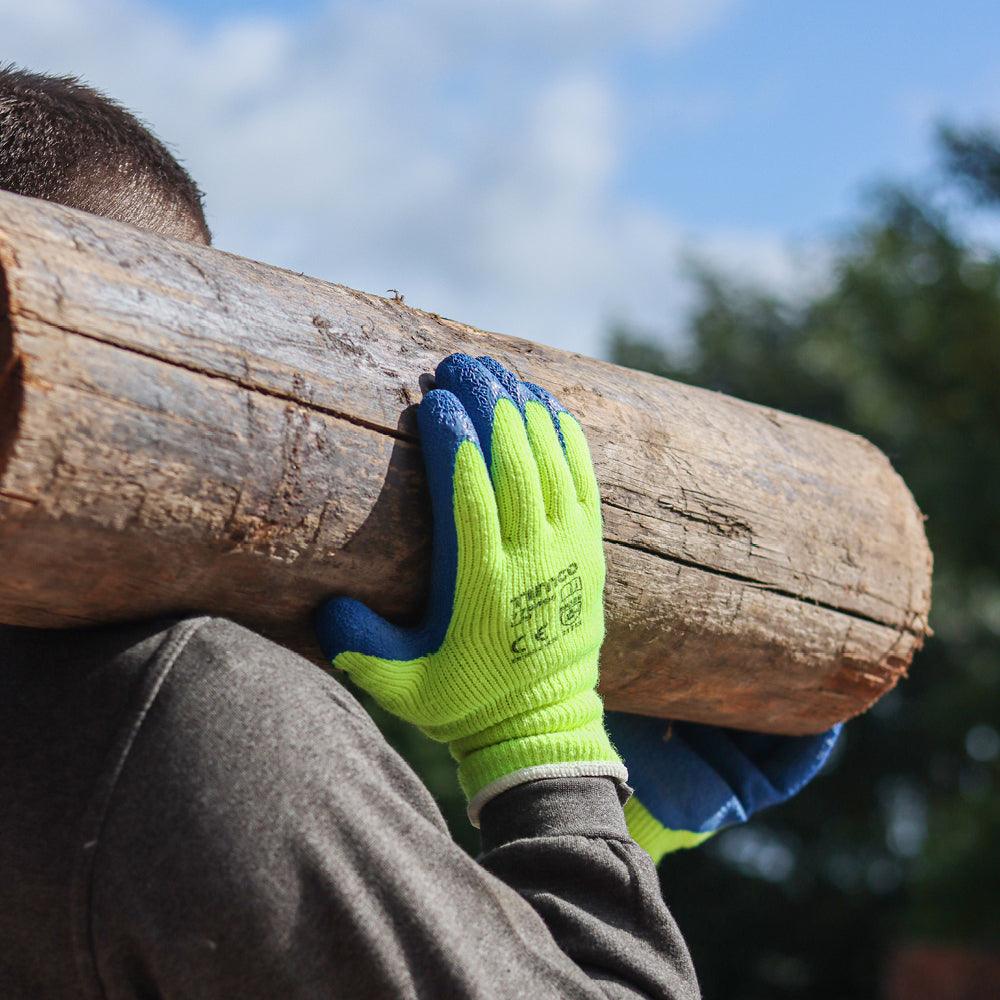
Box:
[316,354,625,821]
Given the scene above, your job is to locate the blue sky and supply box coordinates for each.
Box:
[5,0,1000,356]
[620,0,1000,231]
[156,0,1000,234]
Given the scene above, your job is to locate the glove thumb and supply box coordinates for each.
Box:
[315,595,421,666]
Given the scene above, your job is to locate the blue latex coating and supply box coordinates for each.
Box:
[314,385,479,662]
[476,356,532,412]
[434,353,523,475]
[476,357,572,455]
[521,379,567,422]
[606,712,842,834]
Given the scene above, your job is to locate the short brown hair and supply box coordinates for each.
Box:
[0,65,210,244]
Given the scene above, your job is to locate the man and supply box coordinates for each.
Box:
[0,68,836,998]
[0,66,210,244]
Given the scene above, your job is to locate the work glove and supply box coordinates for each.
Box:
[316,354,626,823]
[606,712,842,863]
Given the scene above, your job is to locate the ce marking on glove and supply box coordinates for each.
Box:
[510,623,556,662]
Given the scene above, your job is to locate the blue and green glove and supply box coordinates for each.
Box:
[607,712,841,863]
[315,354,626,823]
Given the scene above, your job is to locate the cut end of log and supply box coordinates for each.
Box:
[0,249,23,485]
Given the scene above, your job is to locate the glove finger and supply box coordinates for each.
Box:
[605,711,750,833]
[523,391,576,524]
[522,380,568,453]
[434,354,511,470]
[315,596,434,718]
[476,356,533,410]
[720,723,843,800]
[522,379,600,516]
[607,711,841,836]
[556,410,600,518]
[476,359,576,524]
[418,389,501,627]
[435,354,545,545]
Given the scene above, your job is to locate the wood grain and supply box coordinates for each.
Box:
[0,192,932,733]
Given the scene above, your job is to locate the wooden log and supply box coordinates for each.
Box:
[0,191,932,734]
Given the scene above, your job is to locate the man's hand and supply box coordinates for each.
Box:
[316,354,625,822]
[606,712,841,863]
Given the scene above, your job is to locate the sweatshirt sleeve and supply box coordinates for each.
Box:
[478,777,700,999]
[86,618,699,1000]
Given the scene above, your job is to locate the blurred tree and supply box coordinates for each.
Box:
[352,124,1000,999]
[609,126,1000,999]
[939,123,1000,204]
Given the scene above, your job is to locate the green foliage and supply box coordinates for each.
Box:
[939,122,1000,205]
[610,128,1000,998]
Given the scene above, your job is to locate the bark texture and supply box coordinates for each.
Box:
[0,192,932,733]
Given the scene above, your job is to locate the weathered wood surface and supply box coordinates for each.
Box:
[0,192,932,733]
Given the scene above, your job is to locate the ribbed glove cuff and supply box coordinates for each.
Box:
[458,719,626,826]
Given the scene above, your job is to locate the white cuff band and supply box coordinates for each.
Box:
[467,761,630,827]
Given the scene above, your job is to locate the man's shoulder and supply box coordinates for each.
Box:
[82,617,447,997]
[134,615,374,763]
[2,614,367,732]
[167,616,364,712]
[95,615,395,866]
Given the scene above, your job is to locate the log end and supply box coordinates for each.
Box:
[0,243,24,487]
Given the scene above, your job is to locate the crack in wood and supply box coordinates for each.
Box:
[603,493,919,626]
[16,310,418,445]
[603,535,926,637]
[0,487,36,507]
[604,494,753,539]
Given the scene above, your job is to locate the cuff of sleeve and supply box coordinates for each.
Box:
[478,774,633,849]
[468,761,629,827]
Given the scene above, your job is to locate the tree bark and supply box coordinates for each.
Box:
[0,192,932,733]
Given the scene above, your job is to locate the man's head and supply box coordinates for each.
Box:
[0,65,210,245]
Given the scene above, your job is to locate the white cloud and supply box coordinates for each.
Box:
[0,0,804,358]
[692,230,833,300]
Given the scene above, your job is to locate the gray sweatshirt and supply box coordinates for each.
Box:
[0,616,699,999]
